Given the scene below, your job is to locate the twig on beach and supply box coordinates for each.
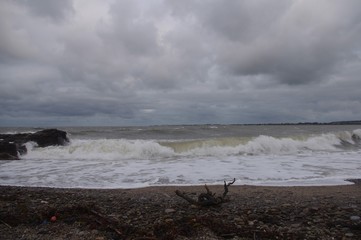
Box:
[223,178,236,198]
[0,219,12,228]
[89,209,123,237]
[175,178,236,207]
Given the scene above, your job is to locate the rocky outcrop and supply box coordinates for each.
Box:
[0,129,69,160]
[26,129,69,147]
[0,142,21,160]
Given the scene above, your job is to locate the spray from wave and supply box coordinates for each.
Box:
[23,129,361,161]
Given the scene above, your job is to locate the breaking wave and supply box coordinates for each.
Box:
[23,129,361,161]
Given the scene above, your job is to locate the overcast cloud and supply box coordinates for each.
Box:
[1,0,361,126]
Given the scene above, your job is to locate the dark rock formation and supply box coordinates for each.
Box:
[27,129,69,147]
[0,142,20,160]
[352,133,361,144]
[0,129,69,160]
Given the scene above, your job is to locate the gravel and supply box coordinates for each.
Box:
[1,181,361,239]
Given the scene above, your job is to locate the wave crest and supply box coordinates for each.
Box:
[23,129,361,160]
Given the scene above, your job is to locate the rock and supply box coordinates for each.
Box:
[352,133,360,143]
[164,208,176,213]
[0,129,69,160]
[350,215,360,221]
[0,142,20,160]
[27,129,69,147]
[310,207,319,212]
[0,152,19,160]
[282,203,292,208]
[248,220,255,226]
[0,129,69,147]
[0,133,31,145]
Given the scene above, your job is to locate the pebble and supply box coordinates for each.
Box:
[291,223,301,228]
[345,232,354,237]
[3,185,361,239]
[282,203,292,207]
[165,208,176,213]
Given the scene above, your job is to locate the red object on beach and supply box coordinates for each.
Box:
[50,216,57,222]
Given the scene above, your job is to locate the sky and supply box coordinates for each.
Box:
[1,0,361,127]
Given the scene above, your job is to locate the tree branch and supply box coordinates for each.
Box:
[223,178,236,198]
[175,179,236,207]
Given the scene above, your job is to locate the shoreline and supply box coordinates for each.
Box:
[0,177,357,191]
[1,182,361,239]
[0,178,358,190]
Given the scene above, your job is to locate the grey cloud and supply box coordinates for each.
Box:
[19,0,74,22]
[102,1,160,57]
[167,0,361,85]
[1,0,361,126]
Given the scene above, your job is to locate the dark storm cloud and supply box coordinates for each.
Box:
[1,0,361,126]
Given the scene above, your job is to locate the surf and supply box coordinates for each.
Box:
[22,129,361,161]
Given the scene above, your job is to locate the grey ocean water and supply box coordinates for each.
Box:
[1,125,361,188]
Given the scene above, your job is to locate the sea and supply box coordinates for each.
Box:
[1,124,361,189]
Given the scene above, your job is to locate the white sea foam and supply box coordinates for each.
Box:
[24,139,174,161]
[20,131,355,161]
[0,128,360,188]
[1,150,360,188]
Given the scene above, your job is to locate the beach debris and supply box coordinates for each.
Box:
[50,216,57,222]
[88,209,124,237]
[0,219,12,228]
[175,178,236,206]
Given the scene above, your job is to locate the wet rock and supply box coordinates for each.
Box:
[0,129,69,148]
[0,129,69,160]
[0,152,19,160]
[0,142,20,160]
[27,129,69,147]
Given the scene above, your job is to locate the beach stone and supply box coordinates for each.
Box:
[248,213,258,220]
[282,203,292,208]
[291,223,301,228]
[234,217,242,222]
[310,207,319,212]
[350,215,360,221]
[248,220,255,226]
[164,208,176,213]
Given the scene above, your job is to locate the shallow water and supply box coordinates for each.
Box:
[1,125,361,188]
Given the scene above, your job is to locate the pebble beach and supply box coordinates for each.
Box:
[1,180,361,239]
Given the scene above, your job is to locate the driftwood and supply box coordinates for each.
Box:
[88,209,124,237]
[175,178,236,206]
